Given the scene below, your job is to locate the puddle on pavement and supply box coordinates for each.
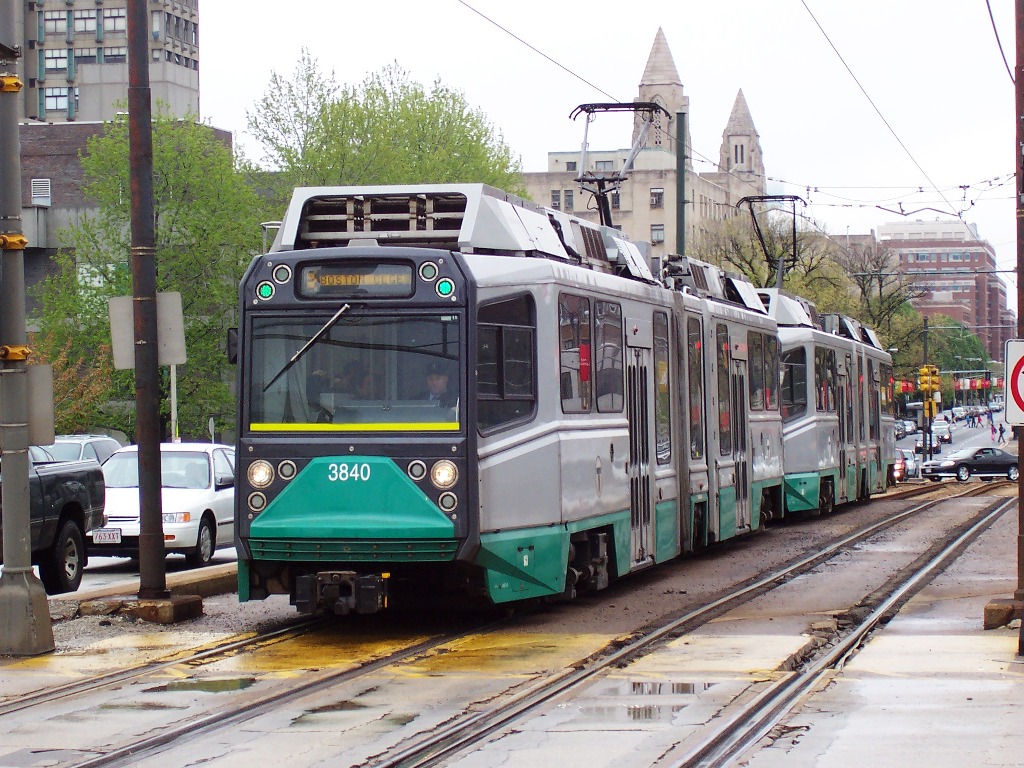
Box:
[144,677,258,693]
[575,679,719,723]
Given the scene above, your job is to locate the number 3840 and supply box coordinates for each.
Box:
[327,463,371,482]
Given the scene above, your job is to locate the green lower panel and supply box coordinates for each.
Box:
[247,456,456,563]
[784,472,820,513]
[654,499,680,562]
[717,487,737,541]
[238,558,250,602]
[476,527,569,604]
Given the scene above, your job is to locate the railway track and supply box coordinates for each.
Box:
[1,483,1008,768]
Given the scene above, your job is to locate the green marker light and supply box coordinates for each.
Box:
[436,278,455,297]
[257,281,275,300]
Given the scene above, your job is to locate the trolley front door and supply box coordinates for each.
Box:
[730,359,750,531]
[837,373,849,502]
[626,344,655,567]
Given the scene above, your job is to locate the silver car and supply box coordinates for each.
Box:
[899,447,919,478]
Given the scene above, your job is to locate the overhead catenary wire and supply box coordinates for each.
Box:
[457,0,1007,225]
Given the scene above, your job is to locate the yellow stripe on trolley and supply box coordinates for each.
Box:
[250,422,460,432]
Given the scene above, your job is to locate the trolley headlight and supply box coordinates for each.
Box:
[247,460,274,489]
[430,459,458,490]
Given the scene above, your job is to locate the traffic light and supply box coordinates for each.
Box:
[919,365,941,393]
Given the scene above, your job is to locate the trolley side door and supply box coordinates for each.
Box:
[625,315,655,568]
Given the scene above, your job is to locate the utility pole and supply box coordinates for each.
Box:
[0,0,55,654]
[127,0,168,599]
[675,111,686,258]
[1016,0,1024,654]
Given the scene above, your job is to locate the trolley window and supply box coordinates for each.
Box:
[868,359,880,440]
[814,346,837,413]
[686,317,706,461]
[717,324,732,455]
[559,294,592,413]
[478,295,536,431]
[653,311,671,464]
[748,332,764,411]
[780,347,807,423]
[247,312,461,432]
[880,363,894,416]
[595,301,624,413]
[764,336,779,410]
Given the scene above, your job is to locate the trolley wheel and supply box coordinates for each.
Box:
[817,480,834,515]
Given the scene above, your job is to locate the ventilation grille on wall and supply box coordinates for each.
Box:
[31,178,51,207]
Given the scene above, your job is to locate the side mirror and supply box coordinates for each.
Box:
[215,474,234,490]
[227,328,238,364]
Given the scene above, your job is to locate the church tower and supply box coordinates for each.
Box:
[634,28,690,165]
[718,89,765,184]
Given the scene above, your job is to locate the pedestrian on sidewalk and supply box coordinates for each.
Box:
[991,422,997,441]
[998,423,1005,443]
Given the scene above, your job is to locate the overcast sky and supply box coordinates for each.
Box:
[198,1,1018,309]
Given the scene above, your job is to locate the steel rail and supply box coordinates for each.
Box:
[366,483,1007,768]
[668,495,1017,768]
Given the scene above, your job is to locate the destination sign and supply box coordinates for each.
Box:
[299,263,414,298]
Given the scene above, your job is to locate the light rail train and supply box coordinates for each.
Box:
[231,184,893,615]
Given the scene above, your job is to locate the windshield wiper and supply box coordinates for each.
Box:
[263,303,351,393]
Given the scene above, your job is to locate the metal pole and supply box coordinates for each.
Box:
[0,0,54,655]
[128,0,167,599]
[1015,0,1024,614]
[675,111,686,257]
[924,317,933,460]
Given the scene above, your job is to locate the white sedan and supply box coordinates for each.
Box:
[88,443,236,567]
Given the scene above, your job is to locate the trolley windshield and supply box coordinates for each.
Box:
[247,312,462,432]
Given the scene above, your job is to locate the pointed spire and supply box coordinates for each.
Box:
[724,89,757,135]
[641,28,682,87]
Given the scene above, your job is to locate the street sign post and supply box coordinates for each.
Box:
[1003,340,1024,425]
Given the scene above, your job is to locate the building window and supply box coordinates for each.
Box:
[103,8,127,32]
[564,190,574,211]
[43,11,67,34]
[44,48,68,71]
[44,86,76,111]
[650,187,664,208]
[103,46,127,64]
[565,161,577,172]
[651,224,665,244]
[73,10,97,33]
[611,191,620,209]
[550,190,561,210]
[74,47,97,65]
[595,160,614,171]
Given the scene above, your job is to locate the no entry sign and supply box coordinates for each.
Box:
[1004,339,1024,425]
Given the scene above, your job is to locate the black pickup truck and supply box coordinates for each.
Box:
[0,446,106,594]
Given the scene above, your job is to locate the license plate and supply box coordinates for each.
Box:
[91,528,122,544]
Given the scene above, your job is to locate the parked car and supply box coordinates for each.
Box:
[0,446,106,594]
[899,447,920,479]
[894,421,906,441]
[88,443,236,566]
[921,447,1020,482]
[39,434,123,464]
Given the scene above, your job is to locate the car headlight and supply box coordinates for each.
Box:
[940,461,955,468]
[247,460,274,489]
[430,459,458,490]
[162,511,192,524]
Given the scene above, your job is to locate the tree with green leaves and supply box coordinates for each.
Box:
[248,52,524,202]
[32,110,268,440]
